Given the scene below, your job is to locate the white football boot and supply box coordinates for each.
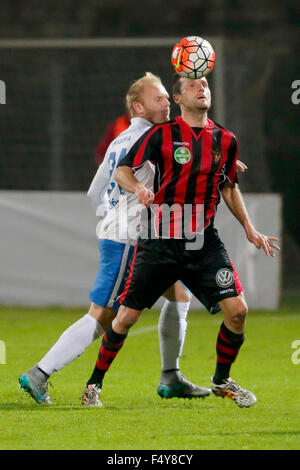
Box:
[81,384,102,407]
[211,377,257,408]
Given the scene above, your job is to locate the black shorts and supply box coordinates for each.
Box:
[120,227,242,312]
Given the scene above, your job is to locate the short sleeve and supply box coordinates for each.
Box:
[117,126,162,170]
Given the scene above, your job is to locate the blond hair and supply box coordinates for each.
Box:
[126,72,163,117]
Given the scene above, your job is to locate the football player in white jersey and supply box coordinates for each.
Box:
[19,73,212,406]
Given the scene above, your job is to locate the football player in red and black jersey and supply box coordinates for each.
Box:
[92,74,280,408]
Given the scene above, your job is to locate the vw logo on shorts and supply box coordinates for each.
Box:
[216,269,234,287]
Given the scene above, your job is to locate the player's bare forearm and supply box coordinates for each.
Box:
[115,166,140,194]
[115,166,154,207]
[221,183,253,232]
[221,182,280,256]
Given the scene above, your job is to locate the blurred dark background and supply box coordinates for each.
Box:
[0,0,299,292]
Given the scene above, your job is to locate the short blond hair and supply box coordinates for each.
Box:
[126,72,163,117]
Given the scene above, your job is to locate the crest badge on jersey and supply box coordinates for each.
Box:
[212,151,222,163]
[216,268,234,288]
[174,147,192,164]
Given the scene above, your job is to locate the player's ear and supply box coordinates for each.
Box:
[133,101,144,115]
[173,94,181,104]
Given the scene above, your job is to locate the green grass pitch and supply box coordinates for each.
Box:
[0,297,299,450]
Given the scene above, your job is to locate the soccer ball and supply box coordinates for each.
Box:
[171,36,215,79]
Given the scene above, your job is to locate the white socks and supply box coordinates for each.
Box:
[158,300,190,371]
[38,302,190,377]
[38,314,104,376]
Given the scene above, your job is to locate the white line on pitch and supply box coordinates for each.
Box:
[129,325,157,337]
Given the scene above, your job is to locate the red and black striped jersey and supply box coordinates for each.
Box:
[118,116,239,228]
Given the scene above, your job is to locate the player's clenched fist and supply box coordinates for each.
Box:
[135,184,155,207]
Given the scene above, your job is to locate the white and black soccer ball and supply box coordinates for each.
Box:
[171,36,215,79]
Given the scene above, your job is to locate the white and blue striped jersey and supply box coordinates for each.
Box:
[87,117,155,243]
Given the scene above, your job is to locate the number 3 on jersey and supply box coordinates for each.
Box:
[108,147,127,195]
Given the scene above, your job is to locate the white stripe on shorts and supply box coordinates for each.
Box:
[107,241,133,308]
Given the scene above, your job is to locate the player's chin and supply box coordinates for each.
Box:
[197,102,210,111]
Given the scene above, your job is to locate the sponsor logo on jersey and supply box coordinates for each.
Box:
[174,141,190,146]
[174,147,192,164]
[216,268,234,288]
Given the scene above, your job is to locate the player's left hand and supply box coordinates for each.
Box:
[236,160,248,172]
[246,228,280,257]
[135,184,155,207]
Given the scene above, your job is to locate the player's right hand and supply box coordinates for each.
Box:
[135,184,155,207]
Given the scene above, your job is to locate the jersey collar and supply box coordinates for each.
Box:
[175,116,212,140]
[130,117,153,130]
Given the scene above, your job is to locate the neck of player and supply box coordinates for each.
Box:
[181,108,208,128]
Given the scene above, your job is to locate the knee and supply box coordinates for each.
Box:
[230,301,248,326]
[114,306,140,331]
[176,289,191,303]
[88,303,116,329]
[175,281,191,303]
[164,281,191,303]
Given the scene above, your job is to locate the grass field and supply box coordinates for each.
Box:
[0,297,299,450]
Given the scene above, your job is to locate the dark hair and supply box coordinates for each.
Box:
[172,73,182,96]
